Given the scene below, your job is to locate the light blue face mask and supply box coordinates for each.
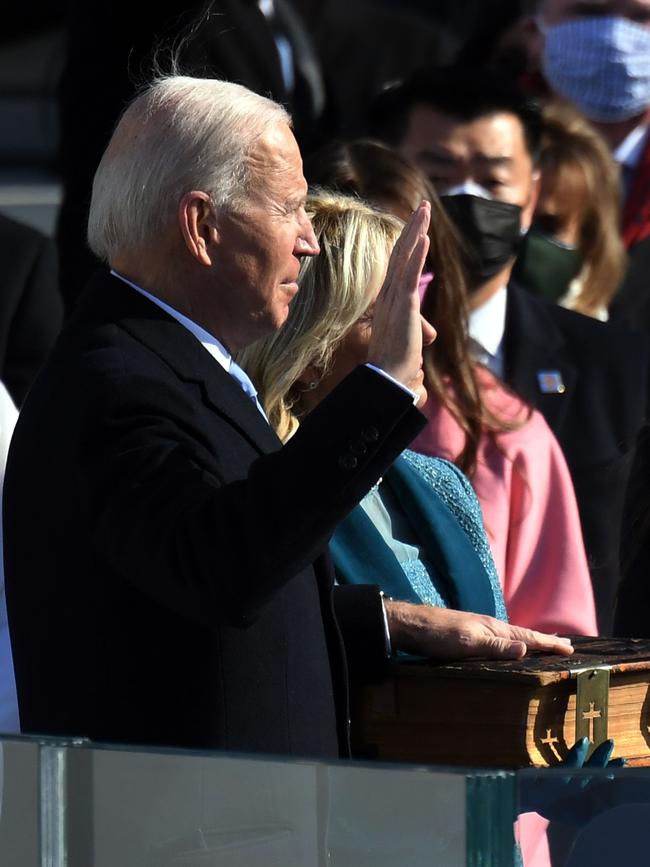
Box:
[542,16,650,123]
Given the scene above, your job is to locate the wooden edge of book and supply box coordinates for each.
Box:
[390,637,650,686]
[351,637,650,768]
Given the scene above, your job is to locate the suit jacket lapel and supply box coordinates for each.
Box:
[78,272,281,456]
[504,283,578,435]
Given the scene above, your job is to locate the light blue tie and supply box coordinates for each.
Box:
[229,360,269,422]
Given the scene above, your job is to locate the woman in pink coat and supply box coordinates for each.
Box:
[412,364,594,635]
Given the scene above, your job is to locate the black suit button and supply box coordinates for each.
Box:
[361,426,380,443]
[339,454,358,471]
[350,440,368,456]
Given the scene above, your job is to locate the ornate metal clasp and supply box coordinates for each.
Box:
[575,667,610,757]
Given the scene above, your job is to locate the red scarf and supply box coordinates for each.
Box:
[623,131,650,248]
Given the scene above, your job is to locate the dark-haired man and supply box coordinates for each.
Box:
[371,67,650,632]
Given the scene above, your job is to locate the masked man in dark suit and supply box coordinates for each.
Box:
[372,66,650,633]
[3,76,569,757]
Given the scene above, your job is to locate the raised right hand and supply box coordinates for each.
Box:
[367,202,436,406]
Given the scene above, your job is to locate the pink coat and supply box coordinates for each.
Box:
[411,369,597,636]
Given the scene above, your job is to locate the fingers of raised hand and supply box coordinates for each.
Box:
[402,233,430,294]
[382,202,430,296]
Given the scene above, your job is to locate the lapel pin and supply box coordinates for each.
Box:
[537,370,566,394]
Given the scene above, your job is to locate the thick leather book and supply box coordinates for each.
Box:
[352,637,650,768]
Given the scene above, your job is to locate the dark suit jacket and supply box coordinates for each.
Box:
[610,236,650,335]
[0,214,63,405]
[504,283,650,634]
[3,271,424,757]
[613,424,650,637]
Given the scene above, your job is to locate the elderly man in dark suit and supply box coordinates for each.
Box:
[371,66,650,634]
[3,76,571,757]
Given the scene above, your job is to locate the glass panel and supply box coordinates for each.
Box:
[0,736,518,866]
[84,748,516,867]
[0,738,40,867]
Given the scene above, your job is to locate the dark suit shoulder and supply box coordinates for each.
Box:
[507,283,649,382]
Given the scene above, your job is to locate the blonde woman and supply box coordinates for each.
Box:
[513,100,626,320]
[240,191,507,619]
[305,140,596,642]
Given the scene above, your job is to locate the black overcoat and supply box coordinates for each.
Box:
[3,271,424,756]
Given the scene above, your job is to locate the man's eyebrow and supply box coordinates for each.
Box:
[475,154,514,169]
[284,194,307,208]
[416,150,513,169]
[416,149,458,165]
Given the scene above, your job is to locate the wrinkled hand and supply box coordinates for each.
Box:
[367,201,436,407]
[384,601,575,660]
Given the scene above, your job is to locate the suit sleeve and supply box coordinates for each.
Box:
[90,364,425,627]
[614,424,650,637]
[333,583,390,683]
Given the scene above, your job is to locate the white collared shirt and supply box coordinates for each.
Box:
[614,123,649,198]
[614,122,649,172]
[467,286,508,379]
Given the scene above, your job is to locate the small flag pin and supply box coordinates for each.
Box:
[537,370,566,394]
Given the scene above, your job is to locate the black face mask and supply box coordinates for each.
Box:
[440,194,523,290]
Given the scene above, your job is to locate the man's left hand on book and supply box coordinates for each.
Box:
[385,603,575,660]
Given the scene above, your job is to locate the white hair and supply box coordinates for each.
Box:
[87,75,291,262]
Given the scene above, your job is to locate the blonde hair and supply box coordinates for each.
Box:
[538,100,626,317]
[239,191,403,441]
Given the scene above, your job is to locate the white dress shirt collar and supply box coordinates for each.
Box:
[467,286,508,379]
[614,123,649,172]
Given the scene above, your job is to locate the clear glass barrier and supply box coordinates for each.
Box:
[516,765,650,867]
[0,735,517,867]
[0,737,40,867]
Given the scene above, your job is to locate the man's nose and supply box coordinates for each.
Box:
[295,213,320,256]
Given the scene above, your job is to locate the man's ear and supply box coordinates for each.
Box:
[521,169,541,232]
[178,191,218,266]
